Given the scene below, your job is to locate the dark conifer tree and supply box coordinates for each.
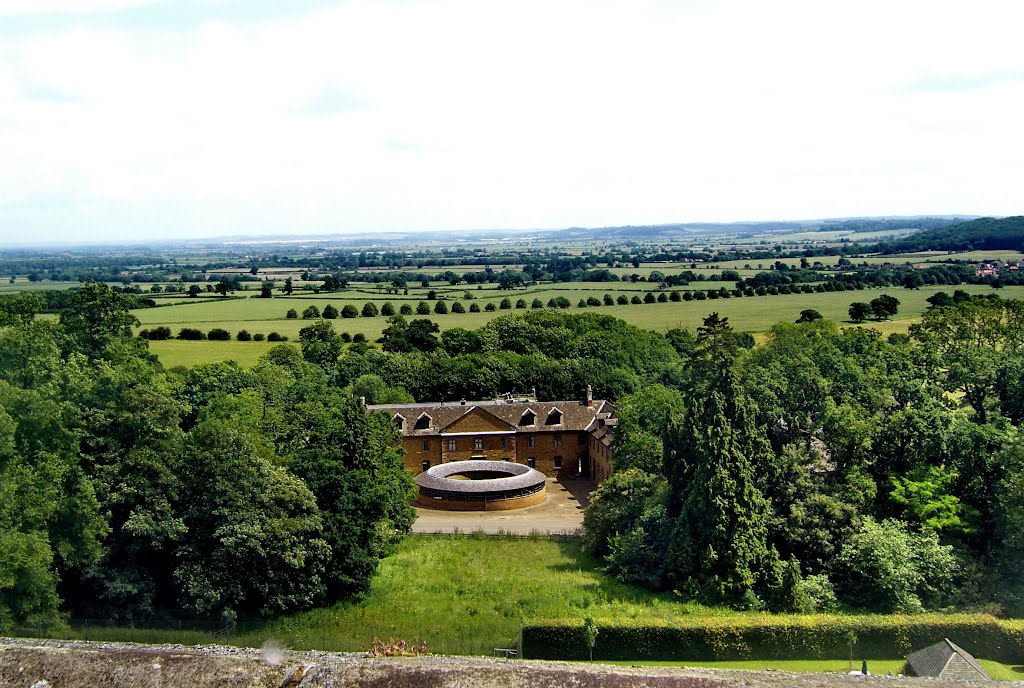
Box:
[664,313,779,606]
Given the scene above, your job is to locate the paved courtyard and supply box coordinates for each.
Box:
[411,478,596,535]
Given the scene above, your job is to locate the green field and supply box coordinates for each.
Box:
[51,534,703,654]
[142,284,1024,368]
[146,339,282,369]
[706,251,1024,271]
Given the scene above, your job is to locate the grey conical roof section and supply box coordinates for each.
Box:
[905,638,990,681]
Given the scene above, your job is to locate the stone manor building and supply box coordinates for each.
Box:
[367,387,616,482]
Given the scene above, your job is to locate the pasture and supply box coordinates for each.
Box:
[141,284,1024,368]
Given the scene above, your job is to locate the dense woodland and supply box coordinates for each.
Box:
[876,216,1024,253]
[0,284,414,627]
[587,301,1024,614]
[2,279,1024,628]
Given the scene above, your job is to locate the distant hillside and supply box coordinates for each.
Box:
[546,217,970,243]
[876,216,1024,253]
[547,221,812,241]
[817,216,968,234]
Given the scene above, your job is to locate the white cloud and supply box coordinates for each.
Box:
[1,0,1024,241]
[0,0,157,15]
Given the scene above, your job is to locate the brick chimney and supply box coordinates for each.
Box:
[582,384,593,407]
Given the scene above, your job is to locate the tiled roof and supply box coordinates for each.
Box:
[905,639,990,680]
[368,398,615,438]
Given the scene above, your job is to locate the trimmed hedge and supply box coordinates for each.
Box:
[521,614,1024,663]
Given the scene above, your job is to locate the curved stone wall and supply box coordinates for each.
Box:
[414,460,547,511]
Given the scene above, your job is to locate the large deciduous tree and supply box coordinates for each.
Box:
[282,392,415,598]
[911,296,1024,424]
[299,319,342,372]
[612,384,685,474]
[173,418,329,619]
[59,281,143,362]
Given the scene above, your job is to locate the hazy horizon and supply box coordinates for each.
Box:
[1,0,1022,244]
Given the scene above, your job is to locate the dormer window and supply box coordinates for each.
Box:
[545,408,562,425]
[519,409,536,426]
[414,413,432,430]
[393,414,405,430]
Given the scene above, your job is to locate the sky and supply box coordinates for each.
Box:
[0,0,1023,243]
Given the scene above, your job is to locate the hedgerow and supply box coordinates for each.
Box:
[521,614,1024,662]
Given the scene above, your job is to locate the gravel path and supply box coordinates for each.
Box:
[412,478,592,535]
[2,637,1015,688]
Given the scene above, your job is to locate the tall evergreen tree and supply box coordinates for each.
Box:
[664,313,779,606]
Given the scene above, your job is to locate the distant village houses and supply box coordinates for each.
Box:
[975,260,1023,277]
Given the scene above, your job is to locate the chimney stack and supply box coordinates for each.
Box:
[583,384,593,407]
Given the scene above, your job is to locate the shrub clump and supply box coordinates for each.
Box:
[177,327,206,340]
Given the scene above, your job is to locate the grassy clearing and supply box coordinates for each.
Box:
[43,534,722,655]
[21,534,1024,675]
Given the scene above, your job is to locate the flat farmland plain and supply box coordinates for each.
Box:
[142,284,1024,368]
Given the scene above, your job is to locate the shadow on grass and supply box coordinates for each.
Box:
[549,539,681,606]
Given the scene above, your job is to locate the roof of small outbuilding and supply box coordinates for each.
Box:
[905,638,990,680]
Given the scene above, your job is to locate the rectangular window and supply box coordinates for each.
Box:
[474,438,484,451]
[554,435,562,447]
[421,460,430,472]
[528,435,536,448]
[554,456,563,469]
[447,439,456,451]
[527,457,536,468]
[422,440,430,451]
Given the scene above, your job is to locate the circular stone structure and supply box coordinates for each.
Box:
[415,460,547,511]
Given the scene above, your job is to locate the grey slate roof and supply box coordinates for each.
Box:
[905,639,990,681]
[367,398,615,437]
